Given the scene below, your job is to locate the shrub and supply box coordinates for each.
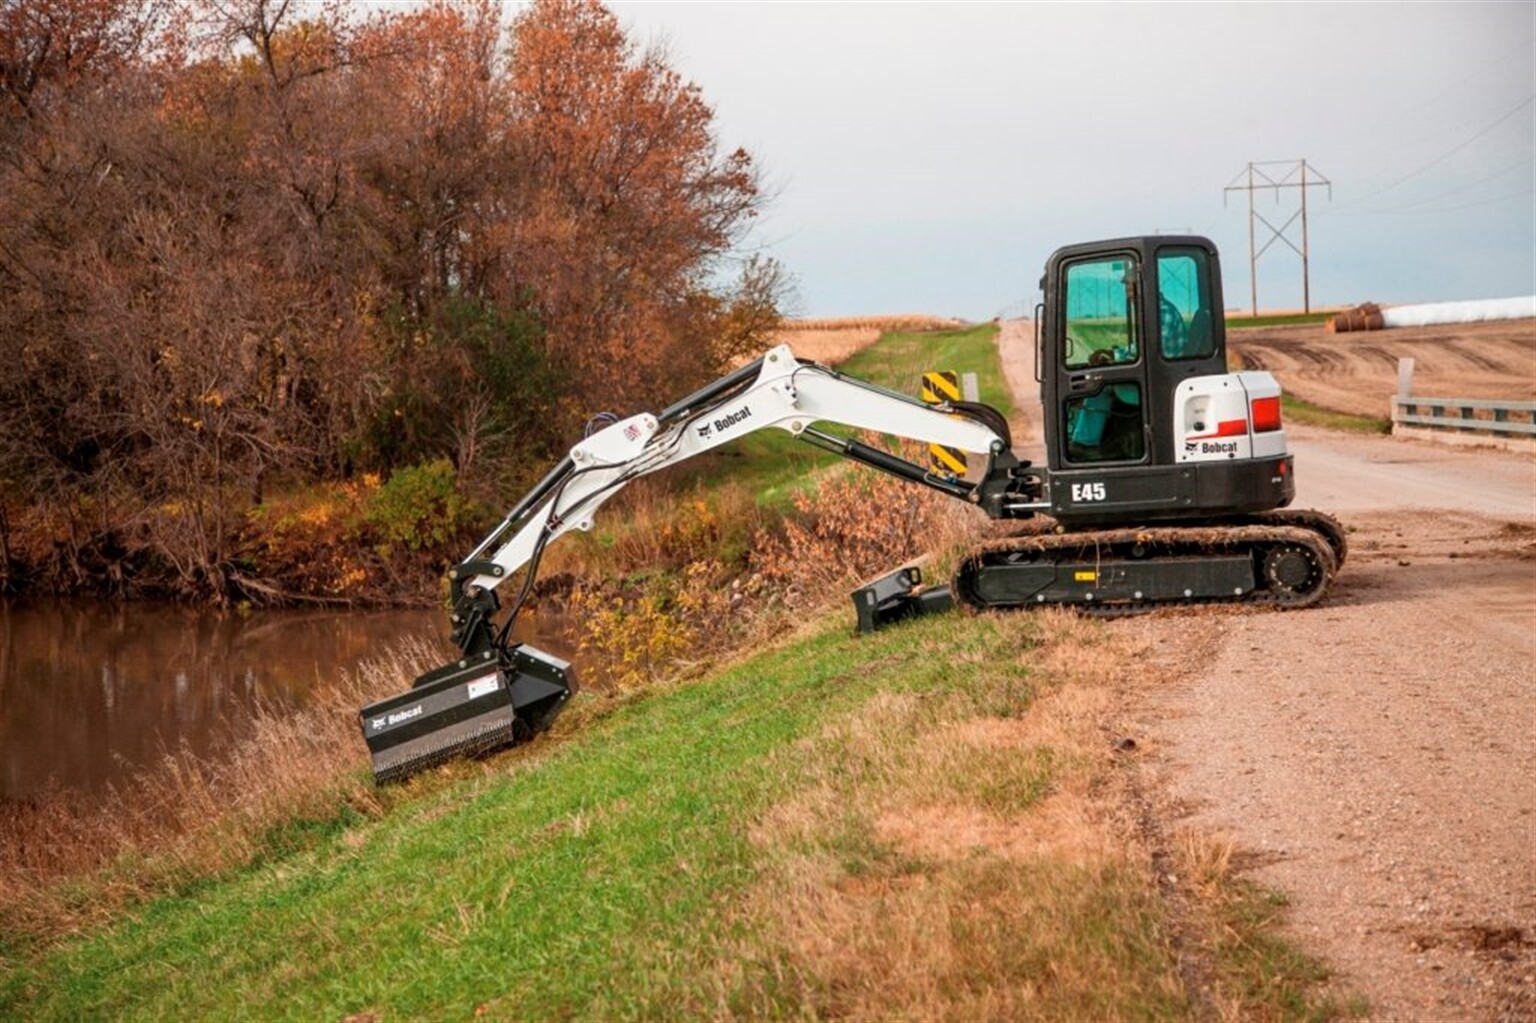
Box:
[751,457,982,607]
[364,459,468,551]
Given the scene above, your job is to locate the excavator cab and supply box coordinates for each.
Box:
[1037,236,1294,526]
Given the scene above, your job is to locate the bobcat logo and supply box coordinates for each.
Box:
[696,423,713,440]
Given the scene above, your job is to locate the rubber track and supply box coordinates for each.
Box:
[953,522,1339,616]
[1239,508,1348,567]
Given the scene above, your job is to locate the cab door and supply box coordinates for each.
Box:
[1053,251,1149,469]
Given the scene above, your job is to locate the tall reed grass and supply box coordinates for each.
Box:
[0,636,442,945]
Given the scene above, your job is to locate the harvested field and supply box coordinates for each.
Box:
[773,315,967,366]
[1229,317,1535,419]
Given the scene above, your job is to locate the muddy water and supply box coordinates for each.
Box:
[0,601,577,801]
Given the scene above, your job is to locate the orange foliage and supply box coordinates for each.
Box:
[751,459,984,608]
[0,0,779,601]
[505,0,767,410]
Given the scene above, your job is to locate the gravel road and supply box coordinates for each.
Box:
[995,321,1536,1020]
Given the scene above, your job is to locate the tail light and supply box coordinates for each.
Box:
[1250,395,1282,433]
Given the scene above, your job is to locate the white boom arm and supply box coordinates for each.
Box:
[459,344,1006,600]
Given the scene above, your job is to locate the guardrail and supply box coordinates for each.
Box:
[1391,357,1536,439]
[1392,396,1536,435]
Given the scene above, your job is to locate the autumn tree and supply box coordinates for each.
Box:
[0,0,783,602]
[504,0,776,413]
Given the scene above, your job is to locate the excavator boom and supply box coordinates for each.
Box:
[359,344,1019,783]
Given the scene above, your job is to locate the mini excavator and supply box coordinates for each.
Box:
[361,235,1344,783]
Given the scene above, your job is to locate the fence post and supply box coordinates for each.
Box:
[1394,357,1415,432]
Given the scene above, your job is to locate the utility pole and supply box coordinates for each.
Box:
[1224,160,1332,315]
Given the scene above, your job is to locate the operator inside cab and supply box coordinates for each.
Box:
[1062,258,1143,462]
[1061,246,1218,464]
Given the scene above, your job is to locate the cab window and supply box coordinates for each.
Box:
[1064,383,1145,463]
[1157,248,1216,360]
[1063,256,1139,370]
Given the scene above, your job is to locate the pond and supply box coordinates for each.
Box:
[0,600,577,802]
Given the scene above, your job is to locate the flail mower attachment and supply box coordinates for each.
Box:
[851,565,955,634]
[360,644,572,785]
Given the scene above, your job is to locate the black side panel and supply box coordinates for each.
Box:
[968,554,1256,606]
[1049,455,1294,527]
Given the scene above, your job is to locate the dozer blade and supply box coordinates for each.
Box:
[359,644,573,784]
[850,565,955,633]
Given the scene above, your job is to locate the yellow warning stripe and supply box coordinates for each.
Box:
[929,443,967,475]
[921,371,961,404]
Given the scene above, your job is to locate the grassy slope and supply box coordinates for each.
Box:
[659,323,1008,507]
[1279,394,1391,434]
[1,614,1180,1020]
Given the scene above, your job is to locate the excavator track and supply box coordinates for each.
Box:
[953,518,1340,616]
[1238,508,1348,568]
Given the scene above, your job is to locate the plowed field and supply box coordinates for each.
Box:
[1229,318,1535,418]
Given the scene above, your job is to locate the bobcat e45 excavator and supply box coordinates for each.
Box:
[361,235,1345,784]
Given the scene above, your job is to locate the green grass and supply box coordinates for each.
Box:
[1281,394,1391,434]
[839,322,1012,416]
[0,613,1130,1020]
[1225,312,1333,329]
[0,605,1348,1020]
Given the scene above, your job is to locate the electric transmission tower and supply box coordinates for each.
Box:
[1224,160,1332,315]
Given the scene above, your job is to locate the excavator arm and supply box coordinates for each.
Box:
[445,343,1016,659]
[359,343,1023,783]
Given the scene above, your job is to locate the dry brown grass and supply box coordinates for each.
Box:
[768,326,881,365]
[782,315,966,333]
[724,612,1190,1020]
[770,315,964,366]
[0,637,443,945]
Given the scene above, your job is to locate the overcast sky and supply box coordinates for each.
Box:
[609,1,1534,319]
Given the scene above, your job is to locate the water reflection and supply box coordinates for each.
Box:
[0,601,575,801]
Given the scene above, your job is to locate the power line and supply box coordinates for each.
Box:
[1327,93,1535,212]
[1341,186,1534,216]
[1333,155,1535,215]
[1223,160,1332,315]
[1345,33,1535,158]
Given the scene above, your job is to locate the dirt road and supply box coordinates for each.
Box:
[995,321,1536,1020]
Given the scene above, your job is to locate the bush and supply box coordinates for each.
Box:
[364,459,468,551]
